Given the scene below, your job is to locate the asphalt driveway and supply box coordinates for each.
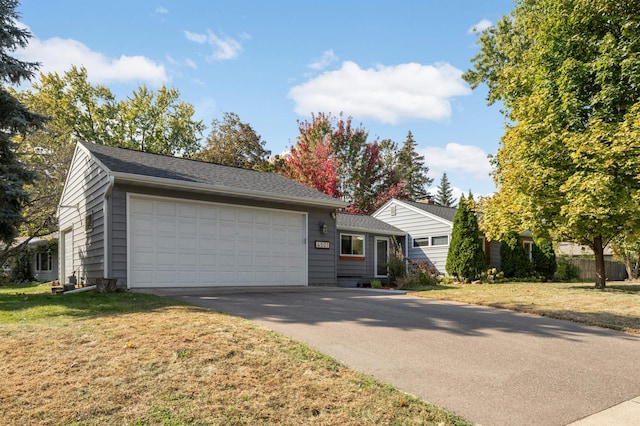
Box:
[144,287,640,426]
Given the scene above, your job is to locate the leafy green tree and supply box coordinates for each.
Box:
[396,131,432,199]
[499,233,532,279]
[435,172,455,206]
[464,0,640,288]
[446,194,485,281]
[191,112,269,169]
[118,85,204,156]
[12,66,204,264]
[532,238,556,281]
[0,0,46,252]
[611,231,640,280]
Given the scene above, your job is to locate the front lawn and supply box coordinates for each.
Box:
[0,282,469,425]
[413,281,640,334]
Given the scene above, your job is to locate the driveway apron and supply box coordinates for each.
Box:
[145,287,640,426]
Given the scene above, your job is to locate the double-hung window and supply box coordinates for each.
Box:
[36,252,53,272]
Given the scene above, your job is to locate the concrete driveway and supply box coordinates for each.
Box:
[143,287,640,426]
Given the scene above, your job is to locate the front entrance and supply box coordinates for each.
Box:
[375,237,389,277]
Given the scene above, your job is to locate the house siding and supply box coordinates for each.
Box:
[109,183,338,287]
[374,200,453,274]
[58,146,110,285]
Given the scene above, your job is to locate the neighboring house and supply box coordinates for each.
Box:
[556,242,615,261]
[1,233,59,282]
[26,233,59,282]
[335,212,406,287]
[58,141,347,289]
[373,198,530,274]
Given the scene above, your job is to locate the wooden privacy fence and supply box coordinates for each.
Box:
[568,258,628,281]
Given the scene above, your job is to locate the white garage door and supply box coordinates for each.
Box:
[128,195,307,288]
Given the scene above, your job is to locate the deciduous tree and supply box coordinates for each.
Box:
[464,0,640,288]
[192,112,269,169]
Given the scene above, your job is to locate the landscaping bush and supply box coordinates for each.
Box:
[396,259,438,288]
[385,236,406,286]
[499,233,532,278]
[532,238,557,280]
[555,255,580,281]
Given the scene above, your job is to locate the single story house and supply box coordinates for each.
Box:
[335,212,406,287]
[58,141,347,289]
[1,233,59,282]
[372,198,531,274]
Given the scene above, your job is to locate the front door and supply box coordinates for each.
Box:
[375,237,389,277]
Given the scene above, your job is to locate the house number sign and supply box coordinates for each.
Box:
[315,240,330,249]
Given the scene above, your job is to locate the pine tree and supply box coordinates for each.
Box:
[0,0,46,245]
[435,172,455,206]
[397,131,432,199]
[446,194,485,281]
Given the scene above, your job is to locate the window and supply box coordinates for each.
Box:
[413,238,430,247]
[36,252,53,272]
[523,241,533,260]
[341,234,365,256]
[431,236,449,246]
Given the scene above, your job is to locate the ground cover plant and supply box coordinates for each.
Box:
[0,282,469,425]
[413,281,640,334]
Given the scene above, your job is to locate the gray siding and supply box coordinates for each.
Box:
[109,183,338,286]
[58,146,110,285]
[375,200,452,274]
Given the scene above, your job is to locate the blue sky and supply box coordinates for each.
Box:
[15,0,516,199]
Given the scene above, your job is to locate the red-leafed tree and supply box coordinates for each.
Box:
[283,131,340,197]
[284,112,431,214]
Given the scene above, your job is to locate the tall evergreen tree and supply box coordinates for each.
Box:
[397,131,432,199]
[435,172,455,206]
[446,194,485,281]
[0,0,46,245]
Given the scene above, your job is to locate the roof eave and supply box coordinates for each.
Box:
[111,172,349,209]
[337,226,406,236]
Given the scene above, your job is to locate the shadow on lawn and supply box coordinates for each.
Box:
[0,284,186,321]
[569,284,640,294]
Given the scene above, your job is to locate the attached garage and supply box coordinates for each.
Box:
[58,141,347,290]
[128,195,307,288]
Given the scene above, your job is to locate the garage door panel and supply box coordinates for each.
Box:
[129,197,306,288]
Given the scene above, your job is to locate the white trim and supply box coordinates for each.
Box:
[337,225,405,236]
[126,193,309,288]
[374,236,389,278]
[339,232,365,257]
[60,227,73,282]
[373,198,454,227]
[102,175,115,278]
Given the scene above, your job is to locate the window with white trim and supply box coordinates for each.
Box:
[340,234,365,256]
[36,252,53,272]
[431,235,449,246]
[413,237,430,247]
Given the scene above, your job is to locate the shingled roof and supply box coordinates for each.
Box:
[80,141,347,208]
[399,199,457,222]
[336,212,405,235]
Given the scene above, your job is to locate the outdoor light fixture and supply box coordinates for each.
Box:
[319,221,328,234]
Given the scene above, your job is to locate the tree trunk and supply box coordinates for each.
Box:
[593,235,606,289]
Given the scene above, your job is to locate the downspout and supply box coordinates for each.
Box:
[103,175,115,278]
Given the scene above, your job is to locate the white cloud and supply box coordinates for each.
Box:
[469,19,492,33]
[421,143,492,181]
[155,6,168,15]
[288,61,470,124]
[308,49,338,70]
[184,29,243,61]
[15,35,167,86]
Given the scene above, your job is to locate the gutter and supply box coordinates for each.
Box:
[110,171,349,209]
[103,175,115,279]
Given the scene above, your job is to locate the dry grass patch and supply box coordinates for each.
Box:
[0,283,469,425]
[413,281,640,334]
